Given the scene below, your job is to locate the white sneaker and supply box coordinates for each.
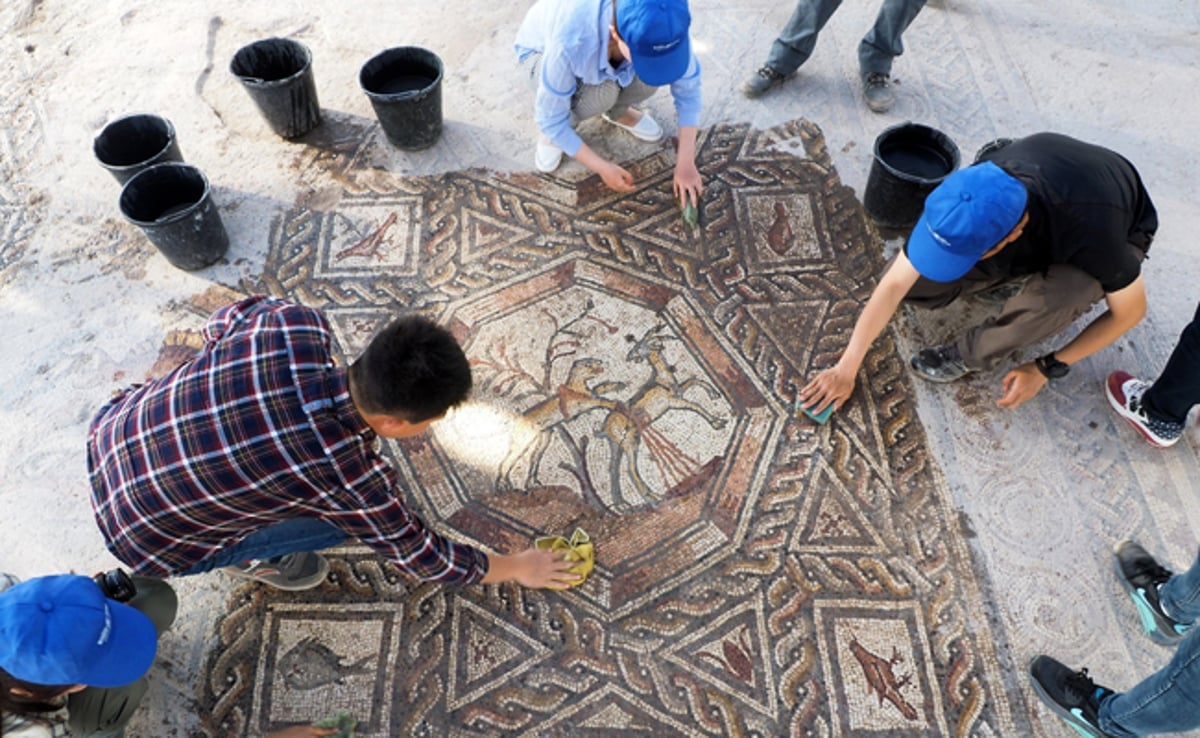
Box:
[535,138,563,172]
[602,110,663,143]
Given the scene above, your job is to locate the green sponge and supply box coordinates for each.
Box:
[681,201,699,230]
[795,397,834,425]
[313,710,356,738]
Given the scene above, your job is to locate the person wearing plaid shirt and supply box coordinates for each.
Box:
[87,296,577,591]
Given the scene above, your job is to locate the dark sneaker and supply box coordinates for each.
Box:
[741,66,788,98]
[1028,656,1116,738]
[225,551,329,591]
[1113,540,1192,645]
[973,278,1026,305]
[910,342,972,383]
[1105,371,1184,448]
[862,72,895,113]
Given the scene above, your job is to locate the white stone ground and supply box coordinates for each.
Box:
[1,0,1197,735]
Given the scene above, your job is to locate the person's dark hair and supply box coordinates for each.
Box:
[348,315,472,422]
[0,665,72,716]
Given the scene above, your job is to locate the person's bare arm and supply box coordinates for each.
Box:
[798,253,922,413]
[997,275,1147,408]
[482,548,580,589]
[573,143,636,193]
[673,125,701,208]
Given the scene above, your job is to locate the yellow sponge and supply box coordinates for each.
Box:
[534,527,595,588]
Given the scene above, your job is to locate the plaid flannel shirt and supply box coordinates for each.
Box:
[86,297,487,584]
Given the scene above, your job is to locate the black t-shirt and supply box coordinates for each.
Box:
[973,132,1157,292]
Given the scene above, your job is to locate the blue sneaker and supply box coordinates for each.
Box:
[1028,656,1115,738]
[1114,540,1192,645]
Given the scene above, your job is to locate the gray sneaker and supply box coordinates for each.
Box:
[910,342,972,383]
[741,66,789,98]
[862,72,895,113]
[1113,540,1192,645]
[226,551,330,591]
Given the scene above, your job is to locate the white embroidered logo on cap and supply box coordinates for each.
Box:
[651,39,681,52]
[927,221,952,248]
[97,603,113,646]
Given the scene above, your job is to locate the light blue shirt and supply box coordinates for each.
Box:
[515,0,702,156]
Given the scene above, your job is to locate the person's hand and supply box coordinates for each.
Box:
[599,161,636,193]
[266,726,338,738]
[996,362,1047,409]
[673,159,702,209]
[510,548,581,589]
[798,363,856,415]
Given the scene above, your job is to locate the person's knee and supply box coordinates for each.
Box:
[573,82,620,121]
[129,577,178,635]
[67,678,149,736]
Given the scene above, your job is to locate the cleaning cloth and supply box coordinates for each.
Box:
[313,710,356,738]
[534,527,595,587]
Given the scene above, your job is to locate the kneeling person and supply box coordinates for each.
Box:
[88,297,578,591]
[0,572,175,738]
[801,132,1157,413]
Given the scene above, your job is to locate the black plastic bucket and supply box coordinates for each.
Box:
[119,163,229,271]
[359,47,444,150]
[230,37,321,139]
[863,122,960,229]
[93,114,184,185]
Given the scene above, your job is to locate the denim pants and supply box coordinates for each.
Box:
[179,518,349,574]
[764,0,928,77]
[67,578,178,738]
[1100,547,1200,736]
[1142,300,1200,424]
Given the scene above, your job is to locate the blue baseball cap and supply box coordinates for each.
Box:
[906,162,1028,283]
[0,575,158,688]
[617,0,692,87]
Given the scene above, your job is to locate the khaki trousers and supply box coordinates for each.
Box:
[900,244,1145,369]
[66,577,177,738]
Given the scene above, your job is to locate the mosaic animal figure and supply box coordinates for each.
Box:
[278,636,374,691]
[847,634,918,720]
[496,357,622,491]
[600,325,727,508]
[697,624,755,685]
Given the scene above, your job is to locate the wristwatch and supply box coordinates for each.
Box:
[1034,352,1070,379]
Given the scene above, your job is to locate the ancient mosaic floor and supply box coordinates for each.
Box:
[197,120,1030,736]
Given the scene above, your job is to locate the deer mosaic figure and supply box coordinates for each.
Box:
[600,323,728,509]
[495,357,622,491]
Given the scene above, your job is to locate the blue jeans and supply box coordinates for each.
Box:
[1142,300,1200,425]
[1100,547,1200,736]
[178,518,349,574]
[764,0,928,77]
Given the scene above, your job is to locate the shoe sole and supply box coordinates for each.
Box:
[601,114,663,143]
[741,81,782,99]
[1104,373,1175,448]
[225,555,330,591]
[1112,540,1188,646]
[535,156,562,173]
[909,356,971,383]
[1027,659,1107,738]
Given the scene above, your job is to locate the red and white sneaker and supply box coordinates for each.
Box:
[1105,371,1184,448]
